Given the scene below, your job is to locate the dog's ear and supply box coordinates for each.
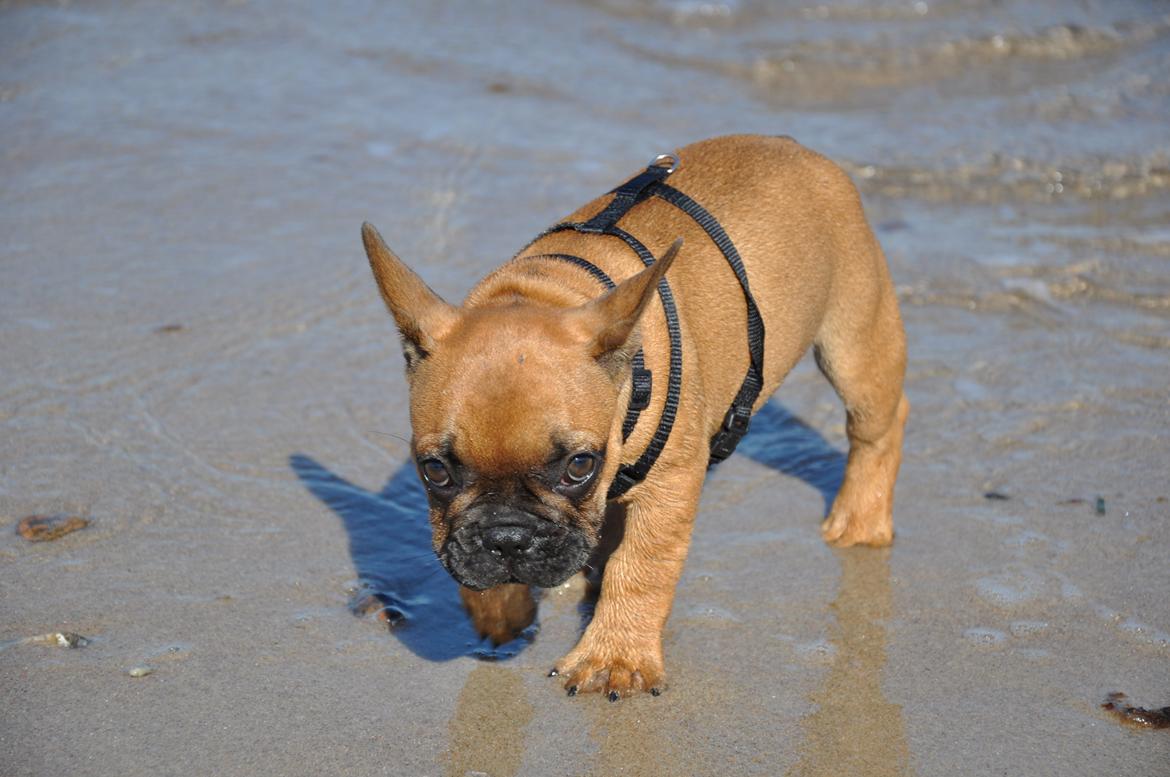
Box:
[569,238,682,376]
[362,222,459,371]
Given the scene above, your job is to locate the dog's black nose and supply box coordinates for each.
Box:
[482,524,534,558]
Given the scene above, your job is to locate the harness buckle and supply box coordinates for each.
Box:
[628,367,653,411]
[651,153,679,174]
[709,405,752,463]
[607,467,643,500]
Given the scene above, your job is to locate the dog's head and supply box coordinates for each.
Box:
[362,223,679,590]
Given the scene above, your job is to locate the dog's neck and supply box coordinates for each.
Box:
[464,255,603,310]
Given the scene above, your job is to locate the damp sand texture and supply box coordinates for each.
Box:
[2,1,1169,776]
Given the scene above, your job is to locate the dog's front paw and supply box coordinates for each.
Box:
[551,638,665,699]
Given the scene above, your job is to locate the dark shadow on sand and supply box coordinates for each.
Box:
[290,399,843,662]
[290,454,534,662]
[734,401,845,517]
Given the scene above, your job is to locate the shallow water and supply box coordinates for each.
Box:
[2,0,1169,774]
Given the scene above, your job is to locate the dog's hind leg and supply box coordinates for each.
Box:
[813,241,908,547]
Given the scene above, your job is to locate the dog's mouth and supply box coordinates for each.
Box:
[439,512,592,590]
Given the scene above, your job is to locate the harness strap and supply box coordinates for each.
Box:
[601,227,683,497]
[533,253,653,439]
[578,165,670,234]
[523,153,765,498]
[536,227,682,501]
[648,184,766,462]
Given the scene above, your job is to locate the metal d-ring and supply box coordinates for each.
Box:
[651,153,679,174]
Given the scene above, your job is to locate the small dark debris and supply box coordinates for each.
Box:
[25,631,89,648]
[56,632,88,648]
[1057,498,1086,506]
[153,323,184,334]
[877,219,910,233]
[16,514,89,542]
[1095,496,1106,515]
[351,592,403,625]
[351,593,382,616]
[1102,692,1170,729]
[984,491,1010,501]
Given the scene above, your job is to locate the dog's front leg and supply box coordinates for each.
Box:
[553,465,704,699]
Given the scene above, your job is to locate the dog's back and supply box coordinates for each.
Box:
[513,135,903,468]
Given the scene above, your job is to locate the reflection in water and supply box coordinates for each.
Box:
[740,402,907,772]
[579,400,853,776]
[443,664,533,777]
[586,701,686,777]
[294,400,901,773]
[290,454,535,661]
[787,548,912,777]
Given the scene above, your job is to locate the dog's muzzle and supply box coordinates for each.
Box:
[439,505,591,590]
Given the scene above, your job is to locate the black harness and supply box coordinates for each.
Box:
[527,155,766,500]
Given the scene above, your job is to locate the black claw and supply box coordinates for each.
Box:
[650,687,661,696]
[567,685,578,697]
[608,691,620,702]
[547,668,558,677]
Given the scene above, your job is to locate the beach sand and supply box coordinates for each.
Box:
[2,0,1168,774]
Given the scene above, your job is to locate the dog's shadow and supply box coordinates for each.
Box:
[734,401,845,516]
[290,454,533,661]
[290,399,844,663]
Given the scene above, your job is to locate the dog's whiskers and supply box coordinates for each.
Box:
[368,429,412,445]
[389,551,441,563]
[415,564,451,584]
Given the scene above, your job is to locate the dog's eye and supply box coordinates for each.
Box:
[420,458,452,488]
[562,453,597,485]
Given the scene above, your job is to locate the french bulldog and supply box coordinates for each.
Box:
[362,134,908,698]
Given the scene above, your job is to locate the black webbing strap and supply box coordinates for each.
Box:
[534,226,682,501]
[577,165,672,234]
[543,252,615,289]
[531,253,653,440]
[648,183,766,463]
[522,153,765,496]
[603,227,683,497]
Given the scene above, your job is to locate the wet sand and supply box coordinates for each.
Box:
[2,0,1168,774]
